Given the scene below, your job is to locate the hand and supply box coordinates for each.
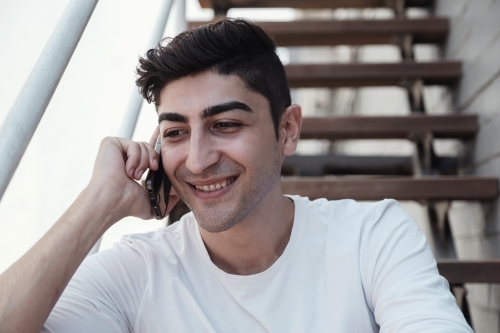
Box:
[86,127,178,225]
[0,130,180,333]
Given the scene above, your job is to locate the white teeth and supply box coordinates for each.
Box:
[195,178,234,192]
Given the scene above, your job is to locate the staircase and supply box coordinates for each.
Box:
[190,0,500,327]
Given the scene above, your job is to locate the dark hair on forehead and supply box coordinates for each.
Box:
[135,18,291,139]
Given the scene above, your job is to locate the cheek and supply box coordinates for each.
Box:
[162,145,187,180]
[216,133,277,168]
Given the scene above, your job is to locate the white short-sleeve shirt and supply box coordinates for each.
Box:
[43,196,472,332]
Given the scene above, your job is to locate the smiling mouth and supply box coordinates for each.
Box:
[192,177,237,193]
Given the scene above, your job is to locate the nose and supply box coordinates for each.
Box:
[185,130,220,174]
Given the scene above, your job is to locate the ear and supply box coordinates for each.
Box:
[279,104,302,156]
[166,186,180,216]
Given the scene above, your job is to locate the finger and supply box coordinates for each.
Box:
[149,126,160,147]
[134,142,154,180]
[145,140,160,171]
[125,141,142,178]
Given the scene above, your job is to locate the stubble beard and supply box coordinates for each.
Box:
[176,147,282,233]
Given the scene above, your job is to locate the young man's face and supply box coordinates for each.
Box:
[157,71,285,232]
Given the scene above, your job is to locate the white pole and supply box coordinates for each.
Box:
[0,0,99,202]
[161,0,186,230]
[116,0,175,139]
[175,0,188,35]
[89,0,176,255]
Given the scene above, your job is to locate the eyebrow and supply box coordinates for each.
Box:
[201,101,252,119]
[158,101,252,124]
[158,112,188,124]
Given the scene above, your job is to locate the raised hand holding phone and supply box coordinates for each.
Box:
[143,135,172,220]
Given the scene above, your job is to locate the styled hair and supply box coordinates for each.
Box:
[135,18,291,139]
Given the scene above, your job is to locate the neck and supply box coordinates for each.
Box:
[198,186,295,275]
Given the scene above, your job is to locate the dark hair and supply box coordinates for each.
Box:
[135,18,291,139]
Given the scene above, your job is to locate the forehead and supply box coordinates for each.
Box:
[157,71,269,117]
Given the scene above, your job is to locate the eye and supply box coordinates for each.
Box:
[163,129,188,140]
[213,122,242,131]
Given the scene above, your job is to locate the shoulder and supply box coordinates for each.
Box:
[289,196,415,261]
[106,212,199,264]
[290,194,395,211]
[62,213,200,316]
[79,212,198,280]
[290,195,402,229]
[293,196,415,252]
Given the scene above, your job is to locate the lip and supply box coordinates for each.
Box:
[187,175,237,187]
[187,176,238,200]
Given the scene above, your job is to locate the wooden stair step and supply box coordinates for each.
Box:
[283,154,414,176]
[189,18,448,46]
[285,61,461,88]
[198,0,434,10]
[282,154,459,176]
[300,114,477,140]
[437,260,500,284]
[281,176,498,201]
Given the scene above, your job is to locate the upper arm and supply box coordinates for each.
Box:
[361,200,472,333]
[42,240,149,333]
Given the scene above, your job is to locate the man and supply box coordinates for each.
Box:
[0,19,472,332]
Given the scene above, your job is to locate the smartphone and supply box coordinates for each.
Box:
[143,136,172,220]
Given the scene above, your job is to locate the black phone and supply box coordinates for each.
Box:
[143,136,172,220]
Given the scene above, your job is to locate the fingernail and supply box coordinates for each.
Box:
[136,169,144,178]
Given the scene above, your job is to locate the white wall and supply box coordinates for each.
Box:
[0,0,213,272]
[0,0,295,273]
[435,1,500,332]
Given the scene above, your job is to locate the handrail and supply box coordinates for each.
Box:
[117,0,176,139]
[0,0,99,202]
[89,0,182,255]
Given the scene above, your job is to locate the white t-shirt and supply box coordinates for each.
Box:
[43,196,472,332]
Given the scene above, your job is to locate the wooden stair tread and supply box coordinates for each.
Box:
[198,0,434,10]
[193,1,499,292]
[300,114,477,140]
[282,154,459,176]
[189,18,448,46]
[281,176,498,201]
[283,154,415,176]
[285,61,461,88]
[437,260,500,284]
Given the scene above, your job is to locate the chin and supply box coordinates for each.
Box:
[193,208,243,233]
